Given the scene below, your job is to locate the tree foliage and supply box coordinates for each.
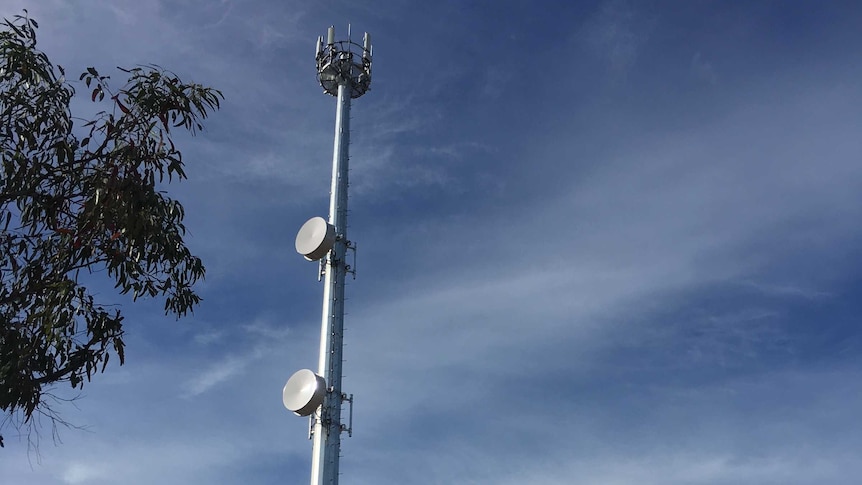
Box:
[0,11,222,446]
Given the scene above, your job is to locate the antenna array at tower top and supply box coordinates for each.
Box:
[315,26,372,98]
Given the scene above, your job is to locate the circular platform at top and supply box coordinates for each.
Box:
[317,42,372,98]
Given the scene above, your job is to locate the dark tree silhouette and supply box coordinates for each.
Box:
[1,11,222,447]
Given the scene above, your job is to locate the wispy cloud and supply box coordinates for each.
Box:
[739,280,833,300]
[193,329,226,346]
[691,51,718,85]
[183,356,250,398]
[182,319,297,398]
[580,0,656,74]
[62,462,106,485]
[3,3,862,485]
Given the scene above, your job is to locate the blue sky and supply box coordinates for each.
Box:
[2,1,862,483]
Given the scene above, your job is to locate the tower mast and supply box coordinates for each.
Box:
[284,26,372,485]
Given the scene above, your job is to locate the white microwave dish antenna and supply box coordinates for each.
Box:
[283,369,327,417]
[295,217,336,261]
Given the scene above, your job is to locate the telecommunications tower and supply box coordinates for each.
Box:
[282,26,372,485]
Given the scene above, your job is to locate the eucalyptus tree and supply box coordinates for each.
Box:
[1,11,222,447]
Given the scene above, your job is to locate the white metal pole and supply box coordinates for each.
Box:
[311,81,351,485]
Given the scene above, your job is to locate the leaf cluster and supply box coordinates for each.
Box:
[0,11,222,446]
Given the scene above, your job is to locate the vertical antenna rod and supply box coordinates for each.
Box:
[309,25,372,485]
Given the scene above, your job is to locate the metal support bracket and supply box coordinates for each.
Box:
[340,393,354,437]
[308,413,317,440]
[345,242,357,279]
[318,257,326,282]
